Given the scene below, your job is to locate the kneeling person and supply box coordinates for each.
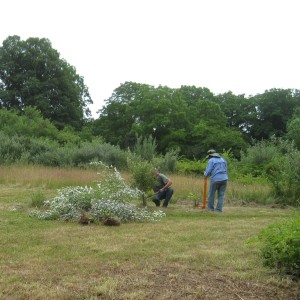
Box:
[153,168,174,208]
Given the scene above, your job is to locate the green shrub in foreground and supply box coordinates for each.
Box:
[259,215,300,277]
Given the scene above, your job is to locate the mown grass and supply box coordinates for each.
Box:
[0,165,299,299]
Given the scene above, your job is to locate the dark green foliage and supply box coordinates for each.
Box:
[94,82,248,159]
[249,89,300,140]
[266,153,300,206]
[213,91,256,135]
[286,111,300,150]
[0,35,92,129]
[259,215,300,277]
[189,120,247,159]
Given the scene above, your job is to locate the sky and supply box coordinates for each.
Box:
[1,0,299,117]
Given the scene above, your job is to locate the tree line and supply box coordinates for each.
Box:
[93,83,300,159]
[1,35,300,160]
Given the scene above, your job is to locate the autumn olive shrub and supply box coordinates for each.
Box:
[236,138,300,206]
[30,162,166,223]
[266,152,300,206]
[258,215,300,278]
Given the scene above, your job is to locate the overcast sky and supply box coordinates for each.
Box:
[1,0,299,117]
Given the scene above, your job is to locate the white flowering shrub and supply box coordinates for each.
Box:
[30,162,166,223]
[30,186,95,220]
[94,166,141,203]
[90,199,166,223]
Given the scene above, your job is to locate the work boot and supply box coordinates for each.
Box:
[152,199,160,207]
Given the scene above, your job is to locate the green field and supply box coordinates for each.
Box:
[0,166,299,299]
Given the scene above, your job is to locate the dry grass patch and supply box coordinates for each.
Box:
[0,165,100,188]
[170,173,272,206]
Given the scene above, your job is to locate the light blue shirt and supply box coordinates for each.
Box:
[204,157,228,181]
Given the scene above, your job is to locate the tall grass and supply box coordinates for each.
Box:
[170,173,271,206]
[0,166,272,206]
[0,165,100,188]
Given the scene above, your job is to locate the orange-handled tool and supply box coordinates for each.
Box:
[201,177,207,209]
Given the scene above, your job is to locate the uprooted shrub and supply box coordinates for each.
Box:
[29,162,166,224]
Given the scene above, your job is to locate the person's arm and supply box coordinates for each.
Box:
[159,175,172,192]
[162,178,172,190]
[204,160,213,177]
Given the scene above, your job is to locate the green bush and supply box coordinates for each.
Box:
[238,139,280,177]
[259,215,300,277]
[33,146,76,167]
[127,153,156,194]
[0,107,61,140]
[177,158,205,175]
[156,148,180,173]
[133,134,157,162]
[73,141,127,169]
[0,132,24,163]
[266,149,300,206]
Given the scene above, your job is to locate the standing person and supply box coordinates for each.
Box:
[152,168,174,208]
[204,149,228,213]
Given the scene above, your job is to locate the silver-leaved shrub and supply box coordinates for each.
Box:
[30,162,166,223]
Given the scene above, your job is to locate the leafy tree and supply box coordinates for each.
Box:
[133,85,190,154]
[213,92,258,140]
[189,99,227,127]
[93,82,147,148]
[94,82,248,159]
[178,85,214,105]
[0,35,92,130]
[249,89,300,140]
[95,82,194,154]
[188,120,247,159]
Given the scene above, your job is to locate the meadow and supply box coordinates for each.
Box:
[0,165,299,299]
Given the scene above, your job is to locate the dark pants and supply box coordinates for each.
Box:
[153,188,174,207]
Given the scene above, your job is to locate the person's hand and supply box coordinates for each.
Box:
[159,188,164,193]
